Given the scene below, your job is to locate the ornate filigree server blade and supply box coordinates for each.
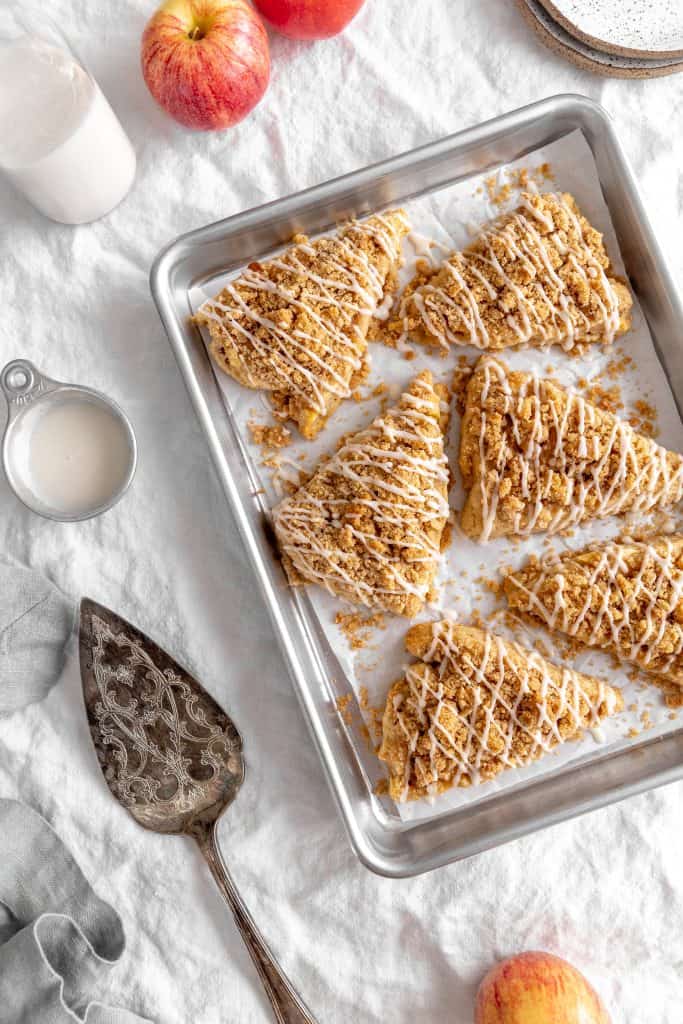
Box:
[79,598,316,1024]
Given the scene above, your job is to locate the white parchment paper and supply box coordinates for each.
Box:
[191,129,683,825]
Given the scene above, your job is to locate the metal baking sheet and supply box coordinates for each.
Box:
[150,95,683,877]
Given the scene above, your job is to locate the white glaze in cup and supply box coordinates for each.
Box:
[1,360,137,522]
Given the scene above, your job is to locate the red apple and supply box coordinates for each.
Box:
[475,951,611,1024]
[253,0,366,40]
[141,0,270,130]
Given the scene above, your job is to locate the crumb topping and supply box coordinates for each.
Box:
[378,621,622,802]
[459,356,683,541]
[194,211,409,439]
[482,164,554,207]
[504,534,683,688]
[335,609,386,650]
[247,421,292,450]
[273,372,450,617]
[393,192,632,353]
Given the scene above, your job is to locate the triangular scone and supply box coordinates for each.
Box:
[272,371,450,617]
[505,535,683,688]
[460,356,683,541]
[194,210,409,439]
[378,621,622,801]
[399,192,631,353]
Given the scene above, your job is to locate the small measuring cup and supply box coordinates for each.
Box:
[1,359,137,522]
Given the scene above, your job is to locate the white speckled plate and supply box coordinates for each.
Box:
[539,0,683,58]
[519,0,683,77]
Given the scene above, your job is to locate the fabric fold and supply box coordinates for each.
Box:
[0,562,75,715]
[0,800,151,1023]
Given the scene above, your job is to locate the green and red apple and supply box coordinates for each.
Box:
[141,0,270,130]
[476,951,611,1024]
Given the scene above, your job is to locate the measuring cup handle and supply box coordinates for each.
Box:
[0,360,56,411]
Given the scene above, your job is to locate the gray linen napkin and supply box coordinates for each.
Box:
[0,800,152,1023]
[0,562,75,714]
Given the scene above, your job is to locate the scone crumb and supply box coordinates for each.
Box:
[576,378,624,415]
[248,420,292,450]
[335,693,354,725]
[629,399,659,439]
[335,610,386,650]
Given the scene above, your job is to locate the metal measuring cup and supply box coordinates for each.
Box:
[1,359,137,522]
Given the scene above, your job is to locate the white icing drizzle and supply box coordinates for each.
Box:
[472,358,683,542]
[509,536,683,681]
[273,381,449,611]
[408,193,622,352]
[393,622,616,801]
[197,212,409,417]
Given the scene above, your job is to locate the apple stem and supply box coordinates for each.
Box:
[189,26,203,41]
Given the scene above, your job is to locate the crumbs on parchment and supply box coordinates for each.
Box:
[629,399,659,439]
[358,684,387,744]
[605,353,634,379]
[640,709,654,732]
[350,381,389,403]
[576,352,659,437]
[248,420,292,451]
[474,573,502,597]
[335,610,386,651]
[335,693,354,726]
[481,163,554,207]
[577,378,624,416]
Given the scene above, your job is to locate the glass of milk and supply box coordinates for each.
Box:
[0,4,136,224]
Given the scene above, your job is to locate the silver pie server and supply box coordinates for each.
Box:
[78,597,317,1024]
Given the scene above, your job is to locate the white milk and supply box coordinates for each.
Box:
[0,35,136,224]
[19,398,134,515]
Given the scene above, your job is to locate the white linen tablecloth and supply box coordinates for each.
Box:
[1,1,682,1020]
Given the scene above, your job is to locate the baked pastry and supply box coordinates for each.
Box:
[272,371,450,617]
[504,535,683,687]
[195,210,409,439]
[459,356,683,541]
[378,620,622,801]
[398,192,631,352]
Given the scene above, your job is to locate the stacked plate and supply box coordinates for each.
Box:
[518,0,683,78]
